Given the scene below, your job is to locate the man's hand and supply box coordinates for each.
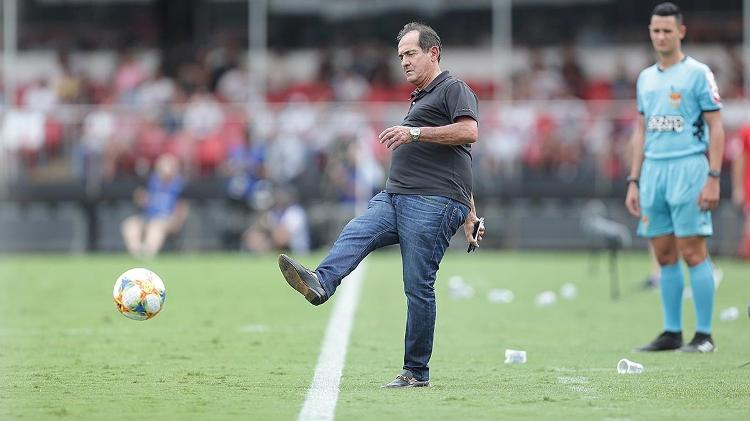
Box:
[625,183,640,216]
[464,213,485,250]
[379,126,413,150]
[699,177,720,211]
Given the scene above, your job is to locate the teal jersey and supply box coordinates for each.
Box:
[636,56,722,159]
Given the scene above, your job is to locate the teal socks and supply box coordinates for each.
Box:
[659,262,684,333]
[688,259,715,334]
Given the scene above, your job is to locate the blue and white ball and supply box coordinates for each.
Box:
[113,268,166,321]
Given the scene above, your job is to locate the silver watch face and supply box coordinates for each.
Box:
[410,127,420,140]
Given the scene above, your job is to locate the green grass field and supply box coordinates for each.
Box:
[1,251,749,420]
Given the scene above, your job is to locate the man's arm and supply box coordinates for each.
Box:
[417,117,478,145]
[699,110,725,210]
[625,114,645,217]
[378,117,477,150]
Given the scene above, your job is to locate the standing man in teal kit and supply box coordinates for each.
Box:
[624,2,725,352]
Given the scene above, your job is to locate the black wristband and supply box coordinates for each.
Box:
[626,176,639,187]
[708,170,721,178]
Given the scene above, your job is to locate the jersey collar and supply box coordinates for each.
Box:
[657,55,688,72]
[411,70,450,98]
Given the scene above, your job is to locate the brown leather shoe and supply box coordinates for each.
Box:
[381,370,429,388]
[278,254,328,306]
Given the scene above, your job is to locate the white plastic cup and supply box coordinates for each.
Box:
[504,349,527,364]
[535,291,557,307]
[447,276,474,300]
[720,306,739,322]
[448,276,465,288]
[560,283,578,300]
[488,288,514,304]
[617,358,644,374]
[448,284,474,300]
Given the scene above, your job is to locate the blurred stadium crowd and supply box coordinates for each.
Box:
[2,43,746,195]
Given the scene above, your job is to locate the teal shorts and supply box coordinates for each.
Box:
[637,154,713,238]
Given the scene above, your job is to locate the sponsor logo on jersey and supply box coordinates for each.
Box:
[669,88,682,109]
[647,115,685,133]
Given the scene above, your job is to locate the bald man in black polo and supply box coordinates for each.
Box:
[278,22,485,388]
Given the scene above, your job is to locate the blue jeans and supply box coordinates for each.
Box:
[315,191,469,381]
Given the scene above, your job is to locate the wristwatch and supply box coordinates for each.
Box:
[626,175,639,187]
[708,170,721,178]
[409,127,421,142]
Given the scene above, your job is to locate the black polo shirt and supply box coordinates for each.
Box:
[385,70,479,207]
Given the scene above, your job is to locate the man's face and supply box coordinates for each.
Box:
[649,15,685,55]
[398,30,437,85]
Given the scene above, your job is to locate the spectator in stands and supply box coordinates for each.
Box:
[180,88,226,174]
[610,62,635,100]
[525,49,565,100]
[114,50,146,104]
[475,108,526,179]
[121,154,188,258]
[560,45,587,99]
[264,103,311,184]
[322,132,384,204]
[22,79,57,113]
[207,42,241,93]
[224,134,267,207]
[52,52,84,104]
[724,45,744,99]
[332,69,370,102]
[216,60,254,103]
[74,101,117,186]
[136,65,175,106]
[177,57,210,96]
[210,44,261,104]
[242,187,310,254]
[367,46,396,86]
[183,88,225,139]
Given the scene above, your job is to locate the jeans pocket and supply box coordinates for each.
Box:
[367,191,391,209]
[449,203,470,234]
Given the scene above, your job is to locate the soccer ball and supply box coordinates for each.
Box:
[113,268,166,321]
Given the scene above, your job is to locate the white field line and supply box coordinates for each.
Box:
[298,262,366,421]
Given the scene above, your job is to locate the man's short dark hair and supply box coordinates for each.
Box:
[396,22,442,62]
[652,2,683,24]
